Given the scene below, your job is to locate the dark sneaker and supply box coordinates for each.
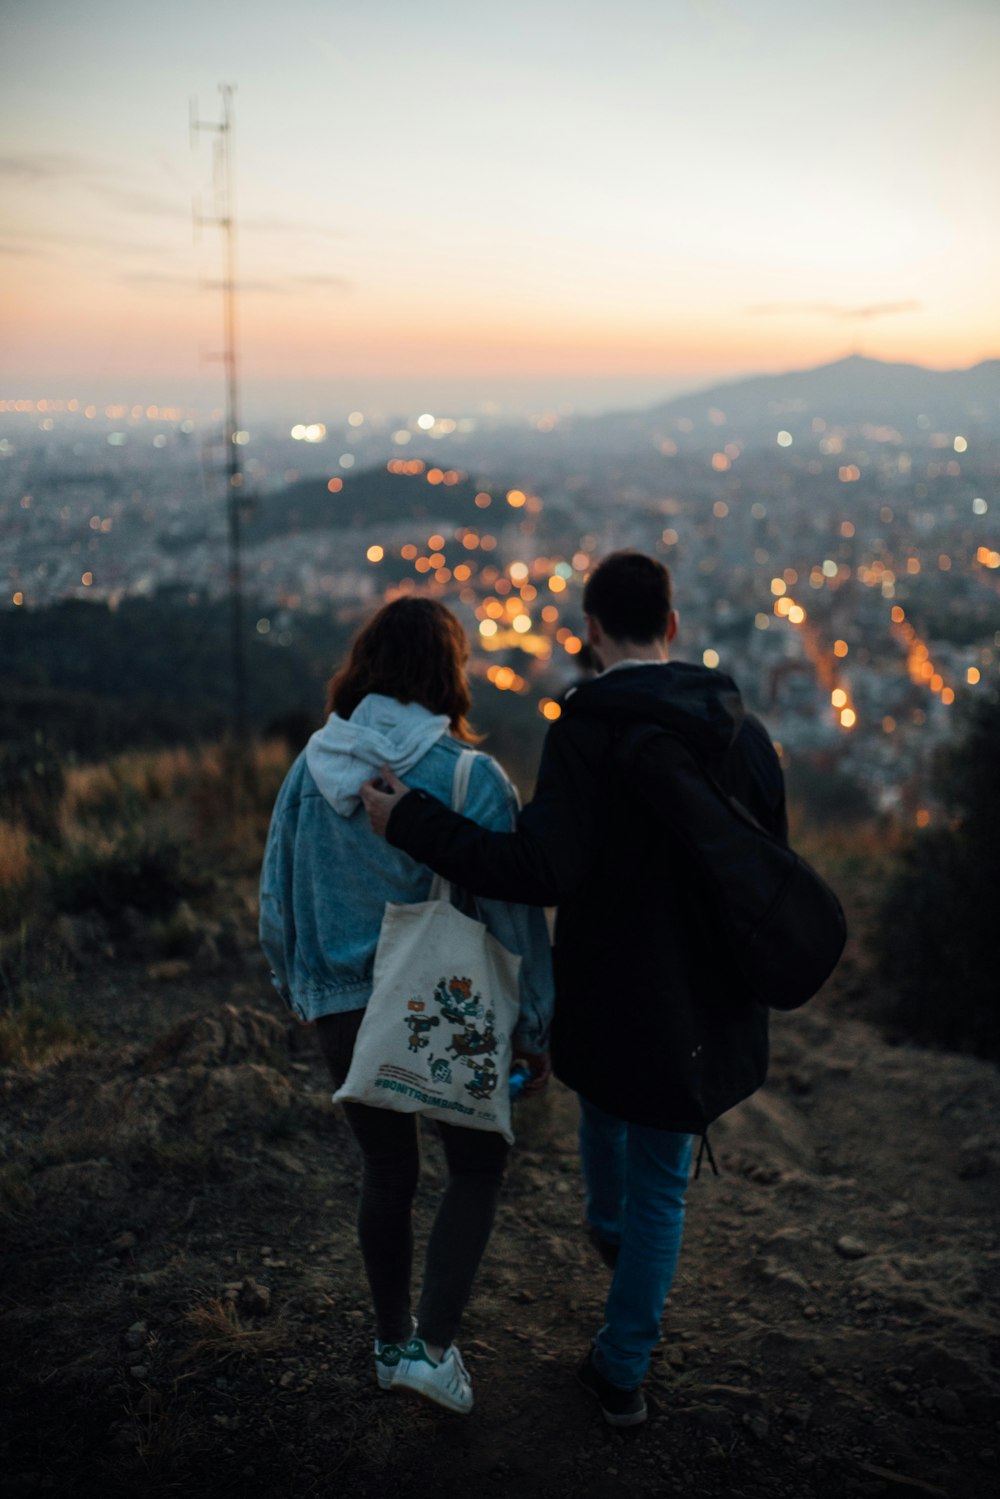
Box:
[586,1225,620,1270]
[576,1349,647,1427]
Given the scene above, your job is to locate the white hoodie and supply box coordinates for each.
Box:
[305,693,450,817]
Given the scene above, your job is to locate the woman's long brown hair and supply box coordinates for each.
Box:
[325,597,480,742]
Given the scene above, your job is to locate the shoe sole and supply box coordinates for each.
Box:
[393,1368,473,1415]
[576,1369,647,1427]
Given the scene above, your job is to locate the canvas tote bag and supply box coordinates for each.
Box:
[333,751,522,1142]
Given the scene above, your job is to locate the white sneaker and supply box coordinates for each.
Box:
[393,1337,474,1414]
[374,1318,416,1390]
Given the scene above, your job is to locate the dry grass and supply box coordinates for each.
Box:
[60,761,128,824]
[62,746,201,821]
[790,811,905,885]
[59,739,291,862]
[0,820,31,889]
[0,737,293,949]
[0,1005,85,1067]
[179,1297,285,1366]
[143,1139,229,1181]
[123,1388,193,1467]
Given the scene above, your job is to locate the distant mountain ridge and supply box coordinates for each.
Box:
[249,354,999,536]
[597,354,1000,436]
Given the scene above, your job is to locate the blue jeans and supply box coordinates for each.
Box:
[578,1095,694,1390]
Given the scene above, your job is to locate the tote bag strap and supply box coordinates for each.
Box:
[428,749,477,904]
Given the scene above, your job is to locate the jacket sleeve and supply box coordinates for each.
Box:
[258,784,296,1007]
[387,716,605,907]
[459,756,554,1053]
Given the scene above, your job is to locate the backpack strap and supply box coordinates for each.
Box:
[428,750,478,905]
[694,1130,719,1179]
[614,719,768,837]
[450,746,477,812]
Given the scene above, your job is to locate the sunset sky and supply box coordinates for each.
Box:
[2,0,998,417]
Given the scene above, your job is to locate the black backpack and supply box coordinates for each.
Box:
[617,722,847,1011]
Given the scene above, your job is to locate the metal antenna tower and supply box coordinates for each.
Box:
[191,83,248,746]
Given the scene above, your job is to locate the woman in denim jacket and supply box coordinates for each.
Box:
[260,598,553,1414]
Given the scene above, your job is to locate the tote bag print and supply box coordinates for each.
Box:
[333,753,522,1142]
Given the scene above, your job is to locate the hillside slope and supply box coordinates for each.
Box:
[2,927,998,1499]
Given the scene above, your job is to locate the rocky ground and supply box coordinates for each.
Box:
[1,901,999,1499]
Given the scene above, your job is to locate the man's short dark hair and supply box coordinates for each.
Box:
[582,551,673,643]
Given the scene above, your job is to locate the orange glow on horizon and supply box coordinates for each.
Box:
[4,267,996,391]
[3,2,999,410]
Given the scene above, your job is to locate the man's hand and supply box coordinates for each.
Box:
[360,765,412,838]
[516,1050,552,1098]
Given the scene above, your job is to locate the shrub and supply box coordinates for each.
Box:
[45,835,198,919]
[785,755,875,827]
[0,733,65,844]
[875,692,1000,1059]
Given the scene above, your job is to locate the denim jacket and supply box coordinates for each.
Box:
[259,696,554,1052]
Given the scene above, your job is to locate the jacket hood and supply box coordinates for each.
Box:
[564,661,744,754]
[305,694,451,815]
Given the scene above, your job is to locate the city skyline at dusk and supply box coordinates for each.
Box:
[2,0,999,417]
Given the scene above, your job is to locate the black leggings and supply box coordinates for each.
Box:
[317,1009,510,1349]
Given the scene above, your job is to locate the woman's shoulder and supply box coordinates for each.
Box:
[270,747,312,812]
[461,747,519,821]
[466,746,513,790]
[414,739,514,805]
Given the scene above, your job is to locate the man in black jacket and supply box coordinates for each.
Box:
[362,550,786,1426]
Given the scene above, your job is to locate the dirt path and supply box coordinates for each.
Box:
[2,956,998,1499]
